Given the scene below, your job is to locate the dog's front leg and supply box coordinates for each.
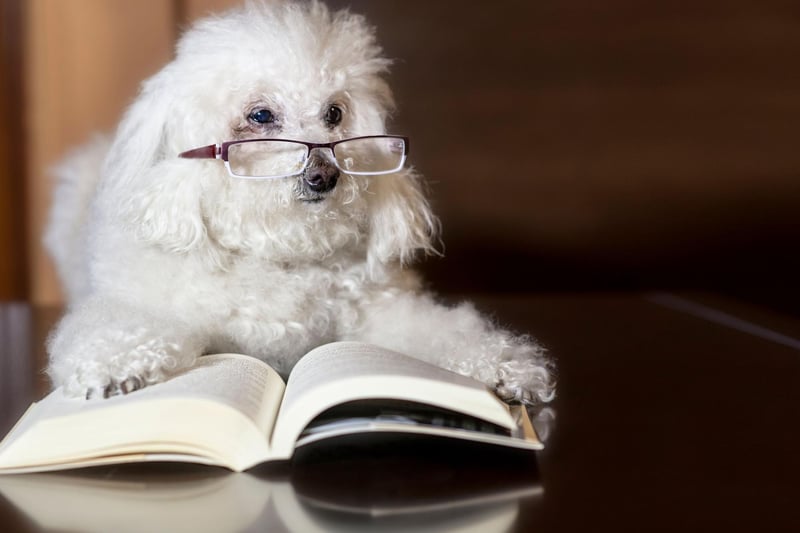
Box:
[349,292,555,405]
[47,294,205,399]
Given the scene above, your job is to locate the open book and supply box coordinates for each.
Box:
[0,342,542,473]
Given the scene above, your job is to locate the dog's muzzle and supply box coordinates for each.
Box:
[302,153,339,194]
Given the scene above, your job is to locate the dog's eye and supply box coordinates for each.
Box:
[249,108,275,125]
[324,105,343,127]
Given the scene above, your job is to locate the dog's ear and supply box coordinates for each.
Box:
[366,169,440,274]
[101,71,207,254]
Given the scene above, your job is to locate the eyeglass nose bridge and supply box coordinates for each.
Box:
[304,145,339,170]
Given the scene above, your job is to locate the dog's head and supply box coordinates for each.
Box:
[102,0,437,274]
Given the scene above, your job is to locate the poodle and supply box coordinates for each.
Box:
[44,0,555,404]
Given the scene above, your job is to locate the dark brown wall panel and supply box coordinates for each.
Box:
[0,0,27,300]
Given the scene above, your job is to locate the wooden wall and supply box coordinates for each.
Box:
[5,1,800,309]
[328,1,800,303]
[24,0,178,304]
[20,0,239,304]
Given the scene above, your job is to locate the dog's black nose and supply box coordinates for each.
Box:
[303,162,339,193]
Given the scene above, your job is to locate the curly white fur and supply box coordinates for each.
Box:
[45,0,555,403]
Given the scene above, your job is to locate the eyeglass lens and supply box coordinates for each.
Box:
[228,140,307,178]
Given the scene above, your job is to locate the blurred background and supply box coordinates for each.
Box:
[1,0,798,312]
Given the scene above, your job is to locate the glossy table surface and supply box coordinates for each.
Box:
[1,292,799,532]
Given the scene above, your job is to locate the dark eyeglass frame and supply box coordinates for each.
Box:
[179,134,410,179]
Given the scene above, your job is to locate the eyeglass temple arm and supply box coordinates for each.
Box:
[178,144,220,159]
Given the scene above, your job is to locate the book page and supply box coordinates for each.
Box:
[5,354,283,436]
[270,342,518,458]
[282,342,489,411]
[0,354,285,472]
[119,353,285,431]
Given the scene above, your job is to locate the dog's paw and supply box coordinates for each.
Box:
[51,329,188,399]
[64,352,175,400]
[84,376,146,400]
[494,357,555,405]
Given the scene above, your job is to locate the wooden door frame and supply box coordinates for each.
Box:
[0,0,28,300]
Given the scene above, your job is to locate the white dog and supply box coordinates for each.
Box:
[45,0,554,404]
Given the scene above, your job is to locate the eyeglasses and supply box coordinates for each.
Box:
[179,135,409,179]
